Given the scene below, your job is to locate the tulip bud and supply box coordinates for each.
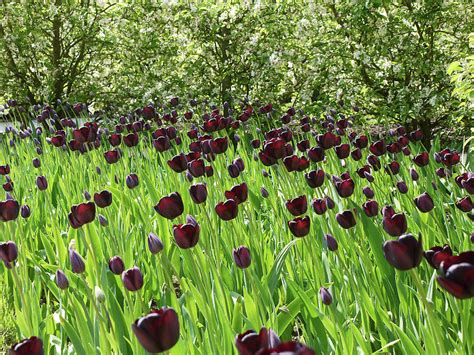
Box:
[108,256,125,275]
[362,186,374,198]
[148,233,164,254]
[325,196,335,209]
[69,248,85,274]
[396,181,408,194]
[20,204,31,218]
[36,175,48,190]
[324,234,338,251]
[126,173,139,189]
[95,286,106,303]
[0,241,18,263]
[55,269,69,290]
[83,190,91,201]
[98,214,108,226]
[122,267,143,291]
[260,187,269,198]
[32,157,41,168]
[96,166,101,175]
[320,287,333,305]
[414,192,434,213]
[233,246,251,269]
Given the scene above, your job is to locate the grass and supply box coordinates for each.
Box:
[0,288,16,352]
[0,113,473,354]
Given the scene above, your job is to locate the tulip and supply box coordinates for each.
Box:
[109,256,125,275]
[225,183,248,204]
[154,192,184,220]
[436,252,474,299]
[382,234,423,270]
[132,308,180,353]
[324,234,338,251]
[94,190,112,208]
[455,196,473,212]
[396,181,408,194]
[363,200,378,217]
[382,212,407,236]
[98,215,108,226]
[20,205,31,218]
[173,223,200,249]
[32,158,41,168]
[413,152,429,167]
[69,249,85,274]
[83,190,91,201]
[288,216,310,237]
[320,287,333,305]
[233,246,251,269]
[388,161,400,175]
[148,233,164,254]
[9,336,43,355]
[215,199,238,221]
[126,173,139,189]
[334,178,354,198]
[369,140,386,156]
[424,245,452,269]
[55,269,69,290]
[362,186,374,198]
[414,192,434,213]
[0,241,18,263]
[336,210,356,229]
[235,328,280,355]
[122,267,143,291]
[228,163,240,178]
[36,176,48,190]
[260,187,269,198]
[68,202,96,228]
[305,169,325,188]
[285,195,307,216]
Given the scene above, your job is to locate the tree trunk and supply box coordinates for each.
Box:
[52,0,63,103]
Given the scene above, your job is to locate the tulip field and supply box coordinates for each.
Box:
[0,101,473,354]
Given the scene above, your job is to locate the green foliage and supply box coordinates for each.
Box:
[0,1,472,142]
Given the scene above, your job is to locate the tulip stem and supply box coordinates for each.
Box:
[410,270,446,354]
[11,265,34,335]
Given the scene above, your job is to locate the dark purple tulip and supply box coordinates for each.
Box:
[83,190,91,201]
[367,154,381,170]
[320,287,333,305]
[383,234,423,270]
[305,169,325,188]
[154,192,184,219]
[122,266,143,291]
[126,173,139,189]
[362,186,374,199]
[363,200,379,217]
[132,308,180,353]
[104,149,121,164]
[410,168,419,181]
[235,328,280,355]
[32,158,41,168]
[369,140,386,156]
[0,241,18,263]
[424,245,452,269]
[225,183,248,204]
[123,132,139,147]
[462,176,474,194]
[3,181,13,192]
[382,212,407,236]
[288,216,310,237]
[55,269,69,290]
[436,168,447,178]
[109,256,125,275]
[234,157,245,172]
[233,246,251,269]
[285,195,307,216]
[167,154,188,173]
[351,148,362,161]
[148,232,164,254]
[9,336,44,355]
[413,152,429,167]
[388,161,400,175]
[173,223,200,249]
[455,196,473,212]
[335,144,350,159]
[0,164,10,175]
[94,190,112,208]
[228,163,240,178]
[312,198,327,215]
[364,171,374,183]
[0,199,20,221]
[261,187,269,198]
[69,249,85,274]
[20,205,31,218]
[334,178,354,198]
[189,183,207,204]
[188,159,205,177]
[414,192,434,213]
[336,210,356,229]
[437,261,474,299]
[307,147,325,162]
[36,176,48,190]
[68,202,96,228]
[324,234,338,251]
[215,199,238,221]
[326,196,335,209]
[396,181,408,194]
